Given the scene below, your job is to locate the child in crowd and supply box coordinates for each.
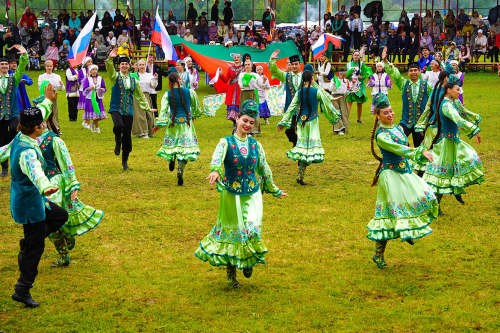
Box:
[367,62,393,114]
[256,65,271,125]
[331,68,350,135]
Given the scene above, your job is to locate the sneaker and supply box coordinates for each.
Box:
[264,119,269,125]
[339,131,345,135]
[357,120,364,124]
[142,135,149,139]
[90,124,95,133]
[96,127,101,133]
[82,121,89,129]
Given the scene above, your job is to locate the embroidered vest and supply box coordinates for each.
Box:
[401,79,429,128]
[437,99,460,143]
[66,67,79,94]
[167,87,191,124]
[284,72,299,112]
[0,76,18,121]
[39,131,61,179]
[297,87,319,123]
[222,136,260,196]
[10,134,48,224]
[109,75,137,116]
[376,126,412,174]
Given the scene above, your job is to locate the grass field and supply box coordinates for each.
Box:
[0,69,499,332]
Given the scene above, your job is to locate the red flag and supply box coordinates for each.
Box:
[7,1,11,5]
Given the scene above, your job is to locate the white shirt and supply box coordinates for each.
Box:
[237,72,263,91]
[38,73,65,91]
[330,78,348,95]
[137,72,158,94]
[65,68,79,97]
[256,74,271,100]
[317,61,332,89]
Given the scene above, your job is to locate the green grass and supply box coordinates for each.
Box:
[1,69,499,332]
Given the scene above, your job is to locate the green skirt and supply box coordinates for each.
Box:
[48,175,103,236]
[423,137,483,195]
[156,122,200,161]
[366,170,438,242]
[286,117,324,164]
[413,126,437,172]
[346,93,368,103]
[194,189,267,269]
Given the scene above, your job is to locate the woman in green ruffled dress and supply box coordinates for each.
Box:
[153,72,203,186]
[0,114,103,268]
[422,82,483,211]
[277,71,340,185]
[345,50,373,124]
[195,99,288,289]
[367,93,438,269]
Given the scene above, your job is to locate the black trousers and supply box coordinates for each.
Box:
[401,123,424,148]
[409,47,419,63]
[487,46,499,62]
[20,202,68,278]
[0,117,20,168]
[67,97,79,121]
[342,37,351,61]
[397,49,407,62]
[111,112,134,155]
[150,93,158,118]
[285,115,298,147]
[387,48,398,62]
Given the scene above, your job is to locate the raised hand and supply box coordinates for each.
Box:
[44,83,58,102]
[109,48,119,58]
[15,45,27,55]
[270,49,280,60]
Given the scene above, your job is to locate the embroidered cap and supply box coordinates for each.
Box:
[444,62,456,74]
[303,64,314,73]
[118,57,130,64]
[448,74,460,85]
[0,56,9,63]
[167,66,178,75]
[240,99,259,119]
[20,107,44,127]
[408,62,420,70]
[289,55,300,63]
[373,92,391,110]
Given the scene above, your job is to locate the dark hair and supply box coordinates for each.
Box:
[299,72,313,128]
[425,71,449,135]
[370,113,383,186]
[430,82,457,149]
[17,123,36,135]
[47,112,58,133]
[168,73,190,128]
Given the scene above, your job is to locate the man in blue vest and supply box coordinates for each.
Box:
[0,47,29,177]
[10,83,68,308]
[382,48,432,150]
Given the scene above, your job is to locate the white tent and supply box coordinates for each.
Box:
[296,21,319,27]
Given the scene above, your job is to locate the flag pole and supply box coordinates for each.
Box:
[147,6,158,62]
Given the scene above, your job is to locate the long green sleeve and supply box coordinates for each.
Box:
[0,141,11,163]
[155,92,171,127]
[442,99,481,139]
[277,93,299,128]
[19,148,53,195]
[256,142,282,197]
[190,90,203,119]
[210,138,227,175]
[269,58,286,83]
[377,130,426,162]
[415,97,433,132]
[14,54,29,85]
[455,99,481,125]
[384,62,407,92]
[52,136,81,194]
[318,89,340,125]
[106,58,117,85]
[133,83,151,112]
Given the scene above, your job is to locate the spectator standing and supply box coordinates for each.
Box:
[186,19,198,38]
[41,9,54,25]
[69,12,81,34]
[321,13,331,31]
[177,22,186,38]
[20,7,37,28]
[9,22,21,45]
[351,13,363,50]
[368,30,379,60]
[167,21,178,36]
[167,10,177,24]
[141,11,152,37]
[208,21,218,42]
[223,2,234,26]
[338,5,348,17]
[218,21,228,42]
[198,12,208,24]
[61,9,70,24]
[263,7,272,33]
[387,29,398,62]
[79,12,88,28]
[434,11,444,31]
[341,19,352,62]
[310,26,323,45]
[350,0,361,16]
[188,3,198,23]
[370,3,383,25]
[114,9,125,25]
[410,12,421,34]
[399,10,410,27]
[197,19,209,45]
[87,10,99,30]
[421,31,434,52]
[42,24,54,53]
[332,13,344,35]
[4,30,18,60]
[359,30,369,60]
[457,9,469,31]
[183,30,194,43]
[56,13,67,33]
[211,0,220,23]
[101,11,114,37]
[471,30,487,61]
[423,10,433,31]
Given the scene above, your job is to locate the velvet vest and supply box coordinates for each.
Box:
[39,131,61,179]
[109,75,137,116]
[284,72,299,113]
[376,126,412,175]
[167,87,191,124]
[0,76,19,120]
[437,100,460,143]
[222,135,260,196]
[401,79,429,128]
[297,87,319,123]
[10,134,48,224]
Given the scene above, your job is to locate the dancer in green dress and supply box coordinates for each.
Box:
[345,50,373,124]
[422,82,483,211]
[277,71,341,185]
[153,72,203,186]
[195,99,288,289]
[0,113,103,267]
[367,93,438,269]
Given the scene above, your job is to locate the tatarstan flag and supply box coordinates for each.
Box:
[169,36,303,93]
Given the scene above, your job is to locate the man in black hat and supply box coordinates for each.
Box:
[106,48,157,170]
[9,83,68,308]
[382,47,433,151]
[0,45,29,177]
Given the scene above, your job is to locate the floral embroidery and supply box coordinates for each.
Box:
[209,220,262,243]
[426,155,482,177]
[0,76,15,120]
[374,191,436,219]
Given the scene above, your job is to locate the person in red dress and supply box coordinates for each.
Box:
[218,53,244,134]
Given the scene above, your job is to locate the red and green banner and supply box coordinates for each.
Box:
[170,36,303,93]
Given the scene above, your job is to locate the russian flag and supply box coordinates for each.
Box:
[151,7,178,61]
[311,34,345,61]
[67,13,97,68]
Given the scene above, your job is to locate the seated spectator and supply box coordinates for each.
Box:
[117,30,130,47]
[225,40,233,48]
[67,29,77,46]
[459,44,470,71]
[228,21,237,35]
[457,9,469,31]
[321,13,331,31]
[368,30,379,60]
[471,29,487,61]
[429,20,440,46]
[44,41,59,65]
[114,9,125,25]
[418,46,434,70]
[332,13,343,35]
[277,29,287,42]
[197,19,209,45]
[470,11,480,27]
[380,21,391,34]
[117,42,130,58]
[141,11,152,37]
[487,31,498,62]
[69,12,81,34]
[294,34,305,58]
[378,31,388,58]
[186,19,197,38]
[217,21,228,42]
[167,21,177,36]
[453,30,464,47]
[271,34,280,44]
[474,19,486,36]
[245,20,258,37]
[114,21,127,38]
[445,42,459,63]
[56,13,67,33]
[41,24,54,52]
[387,29,398,62]
[445,10,456,40]
[106,32,116,47]
[423,10,433,31]
[9,21,21,45]
[20,22,30,48]
[260,28,268,40]
[183,29,194,43]
[236,31,245,45]
[408,31,419,62]
[492,21,500,35]
[244,31,254,44]
[41,9,55,25]
[420,31,434,52]
[54,29,65,47]
[410,12,421,34]
[434,11,444,31]
[91,28,106,45]
[208,21,218,42]
[58,40,70,69]
[462,20,474,37]
[4,30,18,60]
[79,11,88,28]
[167,9,177,24]
[396,21,410,36]
[224,30,238,45]
[464,30,474,49]
[359,30,369,60]
[177,21,186,38]
[399,10,410,27]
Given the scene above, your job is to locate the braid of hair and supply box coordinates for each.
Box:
[178,87,190,127]
[299,78,305,123]
[302,84,313,128]
[47,113,58,134]
[169,81,177,128]
[430,89,448,149]
[370,116,383,187]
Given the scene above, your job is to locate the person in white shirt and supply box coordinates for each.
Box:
[133,59,158,138]
[106,31,116,47]
[330,68,349,135]
[238,59,263,135]
[472,29,487,61]
[315,54,332,91]
[38,60,65,133]
[255,65,271,124]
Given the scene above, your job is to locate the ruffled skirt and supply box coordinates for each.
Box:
[346,92,368,103]
[82,98,108,120]
[423,137,483,195]
[156,122,200,161]
[413,126,437,171]
[366,170,438,242]
[285,117,324,164]
[259,101,271,118]
[195,189,267,269]
[77,90,85,109]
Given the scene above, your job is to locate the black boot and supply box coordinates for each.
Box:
[454,194,465,204]
[169,156,176,172]
[12,273,40,308]
[122,153,129,171]
[243,267,253,278]
[114,140,121,156]
[405,239,415,245]
[18,238,26,269]
[416,170,425,178]
[0,161,8,177]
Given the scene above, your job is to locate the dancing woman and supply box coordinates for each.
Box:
[277,71,340,185]
[78,57,93,119]
[422,82,483,211]
[153,72,203,186]
[195,100,287,288]
[367,93,438,269]
[82,65,107,133]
